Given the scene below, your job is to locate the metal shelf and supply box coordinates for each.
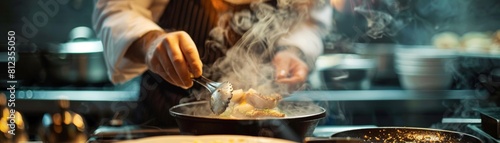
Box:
[16,90,139,101]
[285,90,487,101]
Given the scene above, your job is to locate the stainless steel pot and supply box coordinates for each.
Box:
[310,54,376,90]
[169,101,326,142]
[43,41,108,85]
[42,26,109,85]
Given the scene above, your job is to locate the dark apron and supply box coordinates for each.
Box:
[132,0,220,128]
[132,0,278,128]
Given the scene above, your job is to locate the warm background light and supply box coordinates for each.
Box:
[330,0,345,12]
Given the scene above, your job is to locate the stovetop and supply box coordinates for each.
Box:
[433,117,499,143]
[84,124,499,143]
[87,125,181,143]
[468,124,500,143]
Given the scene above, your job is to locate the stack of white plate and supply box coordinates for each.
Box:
[395,47,458,90]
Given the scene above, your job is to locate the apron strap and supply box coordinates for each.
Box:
[135,0,219,128]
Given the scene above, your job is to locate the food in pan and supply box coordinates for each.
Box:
[332,127,482,143]
[219,88,285,118]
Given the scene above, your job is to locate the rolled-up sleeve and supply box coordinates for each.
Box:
[92,0,165,84]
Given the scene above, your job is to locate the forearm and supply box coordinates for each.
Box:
[92,0,163,84]
[126,30,165,64]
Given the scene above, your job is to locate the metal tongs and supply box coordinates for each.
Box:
[193,76,233,115]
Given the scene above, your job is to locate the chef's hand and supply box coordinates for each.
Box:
[272,46,309,89]
[142,31,203,89]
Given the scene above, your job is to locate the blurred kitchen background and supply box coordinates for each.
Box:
[1,0,500,142]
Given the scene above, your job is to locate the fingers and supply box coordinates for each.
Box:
[276,67,307,83]
[273,57,290,80]
[273,51,309,84]
[146,31,202,89]
[164,33,194,89]
[148,49,175,85]
[152,40,189,88]
[177,32,203,78]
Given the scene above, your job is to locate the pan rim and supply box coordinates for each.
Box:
[169,101,326,121]
[331,126,483,143]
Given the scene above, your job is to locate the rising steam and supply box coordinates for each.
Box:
[204,0,326,95]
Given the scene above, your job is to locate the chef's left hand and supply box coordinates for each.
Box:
[272,48,309,87]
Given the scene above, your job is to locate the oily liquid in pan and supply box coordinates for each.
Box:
[332,127,483,143]
[173,89,324,120]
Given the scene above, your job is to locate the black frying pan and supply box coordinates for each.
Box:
[331,127,482,143]
[169,101,326,142]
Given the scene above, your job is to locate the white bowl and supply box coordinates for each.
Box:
[395,47,458,60]
[395,64,452,75]
[395,58,455,66]
[398,73,453,90]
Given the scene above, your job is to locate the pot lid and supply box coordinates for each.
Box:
[47,40,103,54]
[45,26,103,54]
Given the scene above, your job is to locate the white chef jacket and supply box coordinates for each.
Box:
[92,0,332,84]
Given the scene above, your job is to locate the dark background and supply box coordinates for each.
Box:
[333,0,500,45]
[1,0,499,49]
[1,0,95,49]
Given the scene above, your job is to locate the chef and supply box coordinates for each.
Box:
[92,0,332,127]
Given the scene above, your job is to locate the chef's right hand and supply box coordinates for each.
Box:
[144,31,203,89]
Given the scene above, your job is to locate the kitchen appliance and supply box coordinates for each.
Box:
[437,102,500,142]
[42,26,109,86]
[169,101,326,142]
[43,41,108,86]
[331,127,483,142]
[479,108,500,139]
